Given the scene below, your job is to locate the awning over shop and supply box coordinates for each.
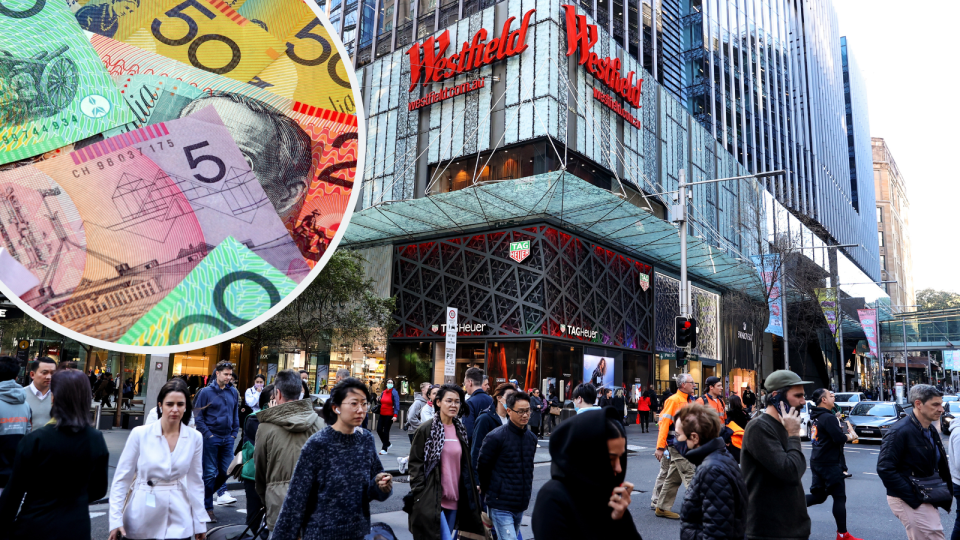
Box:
[344,172,764,299]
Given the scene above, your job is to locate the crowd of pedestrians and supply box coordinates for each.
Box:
[5,353,960,540]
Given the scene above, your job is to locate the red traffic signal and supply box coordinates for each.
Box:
[675,317,698,348]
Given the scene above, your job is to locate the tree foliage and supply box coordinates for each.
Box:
[916,289,960,311]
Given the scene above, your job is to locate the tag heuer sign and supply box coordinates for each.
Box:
[509,240,530,263]
[638,273,650,291]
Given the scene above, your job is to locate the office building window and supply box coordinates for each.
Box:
[880,255,885,270]
[878,231,884,247]
[877,207,882,223]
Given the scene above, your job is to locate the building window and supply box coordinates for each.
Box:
[880,255,885,270]
[877,207,882,223]
[878,231,884,247]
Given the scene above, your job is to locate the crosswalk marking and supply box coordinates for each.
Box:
[89,512,105,519]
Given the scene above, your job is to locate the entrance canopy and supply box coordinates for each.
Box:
[344,172,764,299]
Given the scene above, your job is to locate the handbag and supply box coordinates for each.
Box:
[909,473,952,507]
[549,406,561,416]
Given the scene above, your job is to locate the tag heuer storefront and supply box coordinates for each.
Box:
[381,223,653,403]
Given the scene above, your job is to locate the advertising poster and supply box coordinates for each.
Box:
[815,288,841,353]
[584,354,615,389]
[752,255,784,337]
[857,309,880,359]
[316,365,329,392]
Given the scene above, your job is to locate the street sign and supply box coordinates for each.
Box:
[509,240,530,263]
[15,339,29,363]
[444,308,458,377]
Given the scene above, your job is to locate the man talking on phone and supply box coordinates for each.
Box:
[741,370,811,540]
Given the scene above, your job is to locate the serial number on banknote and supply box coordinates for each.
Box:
[72,139,177,177]
[1,115,81,146]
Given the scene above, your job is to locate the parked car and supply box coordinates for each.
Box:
[846,401,905,442]
[834,392,867,414]
[943,395,959,403]
[799,400,814,440]
[940,401,960,435]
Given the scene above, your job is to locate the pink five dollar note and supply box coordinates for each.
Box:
[28,125,207,342]
[90,33,359,266]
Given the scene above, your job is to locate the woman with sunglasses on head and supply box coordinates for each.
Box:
[109,377,208,540]
[408,384,485,540]
[271,378,392,540]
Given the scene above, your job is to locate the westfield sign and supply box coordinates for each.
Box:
[407,9,536,91]
[562,4,643,108]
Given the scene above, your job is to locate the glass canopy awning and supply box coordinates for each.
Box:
[343,172,766,299]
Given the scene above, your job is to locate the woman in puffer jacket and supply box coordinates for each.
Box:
[676,403,747,540]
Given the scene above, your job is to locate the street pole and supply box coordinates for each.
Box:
[902,318,909,401]
[838,300,845,392]
[675,170,690,374]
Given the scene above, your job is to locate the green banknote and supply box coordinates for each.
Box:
[0,0,134,165]
[118,236,297,346]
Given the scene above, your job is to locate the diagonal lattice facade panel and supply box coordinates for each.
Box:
[391,224,654,351]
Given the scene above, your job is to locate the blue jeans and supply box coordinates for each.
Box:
[203,436,235,509]
[489,508,523,540]
[441,509,457,540]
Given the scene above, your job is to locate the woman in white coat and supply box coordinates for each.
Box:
[109,378,208,540]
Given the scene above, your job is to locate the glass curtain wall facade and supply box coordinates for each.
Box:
[341,0,879,282]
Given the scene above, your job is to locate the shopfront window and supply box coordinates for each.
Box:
[540,341,583,402]
[623,351,651,403]
[386,342,433,402]
[487,340,539,392]
[655,354,679,393]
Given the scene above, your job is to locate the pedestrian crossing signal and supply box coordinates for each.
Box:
[675,317,698,348]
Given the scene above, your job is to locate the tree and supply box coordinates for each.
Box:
[243,249,396,379]
[916,289,960,311]
[0,316,43,356]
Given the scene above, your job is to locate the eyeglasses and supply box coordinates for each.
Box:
[344,401,370,410]
[510,408,531,417]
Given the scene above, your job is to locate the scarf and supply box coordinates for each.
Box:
[424,416,468,476]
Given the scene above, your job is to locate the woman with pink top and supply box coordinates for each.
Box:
[407,384,484,540]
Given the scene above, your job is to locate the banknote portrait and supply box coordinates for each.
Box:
[179,91,312,221]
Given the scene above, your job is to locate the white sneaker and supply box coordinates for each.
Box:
[215,492,237,505]
[387,443,393,451]
[398,456,409,474]
[379,449,388,455]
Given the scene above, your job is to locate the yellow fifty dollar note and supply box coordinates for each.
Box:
[242,0,356,115]
[120,0,283,82]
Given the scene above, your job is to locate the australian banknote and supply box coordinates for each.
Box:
[0,0,134,165]
[74,0,284,83]
[240,0,357,114]
[91,34,359,264]
[0,166,87,308]
[118,235,297,346]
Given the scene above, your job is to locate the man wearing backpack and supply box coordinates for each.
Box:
[700,377,726,424]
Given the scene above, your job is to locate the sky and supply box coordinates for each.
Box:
[832,0,960,294]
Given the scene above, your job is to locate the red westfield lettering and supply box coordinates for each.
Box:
[562,4,643,109]
[407,9,535,91]
[593,87,641,128]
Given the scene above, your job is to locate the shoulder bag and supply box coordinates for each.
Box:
[908,436,951,508]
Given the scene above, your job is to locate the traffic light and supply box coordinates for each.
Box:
[675,349,688,369]
[675,317,699,348]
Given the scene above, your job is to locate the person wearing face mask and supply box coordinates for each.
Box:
[470,383,517,477]
[651,373,696,519]
[245,375,265,414]
[377,379,401,455]
[573,383,600,414]
[531,406,641,539]
[675,403,746,540]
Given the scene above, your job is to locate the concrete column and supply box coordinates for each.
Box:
[144,355,170,416]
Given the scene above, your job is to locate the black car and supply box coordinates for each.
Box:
[941,401,960,435]
[846,401,906,442]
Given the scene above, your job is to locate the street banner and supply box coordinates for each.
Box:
[944,350,958,371]
[444,308,458,377]
[752,255,784,337]
[857,309,880,359]
[815,288,842,353]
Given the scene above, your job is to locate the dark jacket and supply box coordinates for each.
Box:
[528,395,543,428]
[740,412,809,540]
[742,390,757,408]
[478,420,538,512]
[471,406,504,474]
[408,418,484,540]
[0,425,108,540]
[194,379,240,441]
[642,389,659,411]
[611,395,626,418]
[727,408,751,429]
[877,411,952,510]
[809,406,847,488]
[532,407,642,540]
[464,388,493,441]
[679,437,747,540]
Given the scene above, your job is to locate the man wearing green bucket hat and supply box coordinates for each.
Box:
[741,370,812,540]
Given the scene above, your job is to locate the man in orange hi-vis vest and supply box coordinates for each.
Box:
[650,373,696,519]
